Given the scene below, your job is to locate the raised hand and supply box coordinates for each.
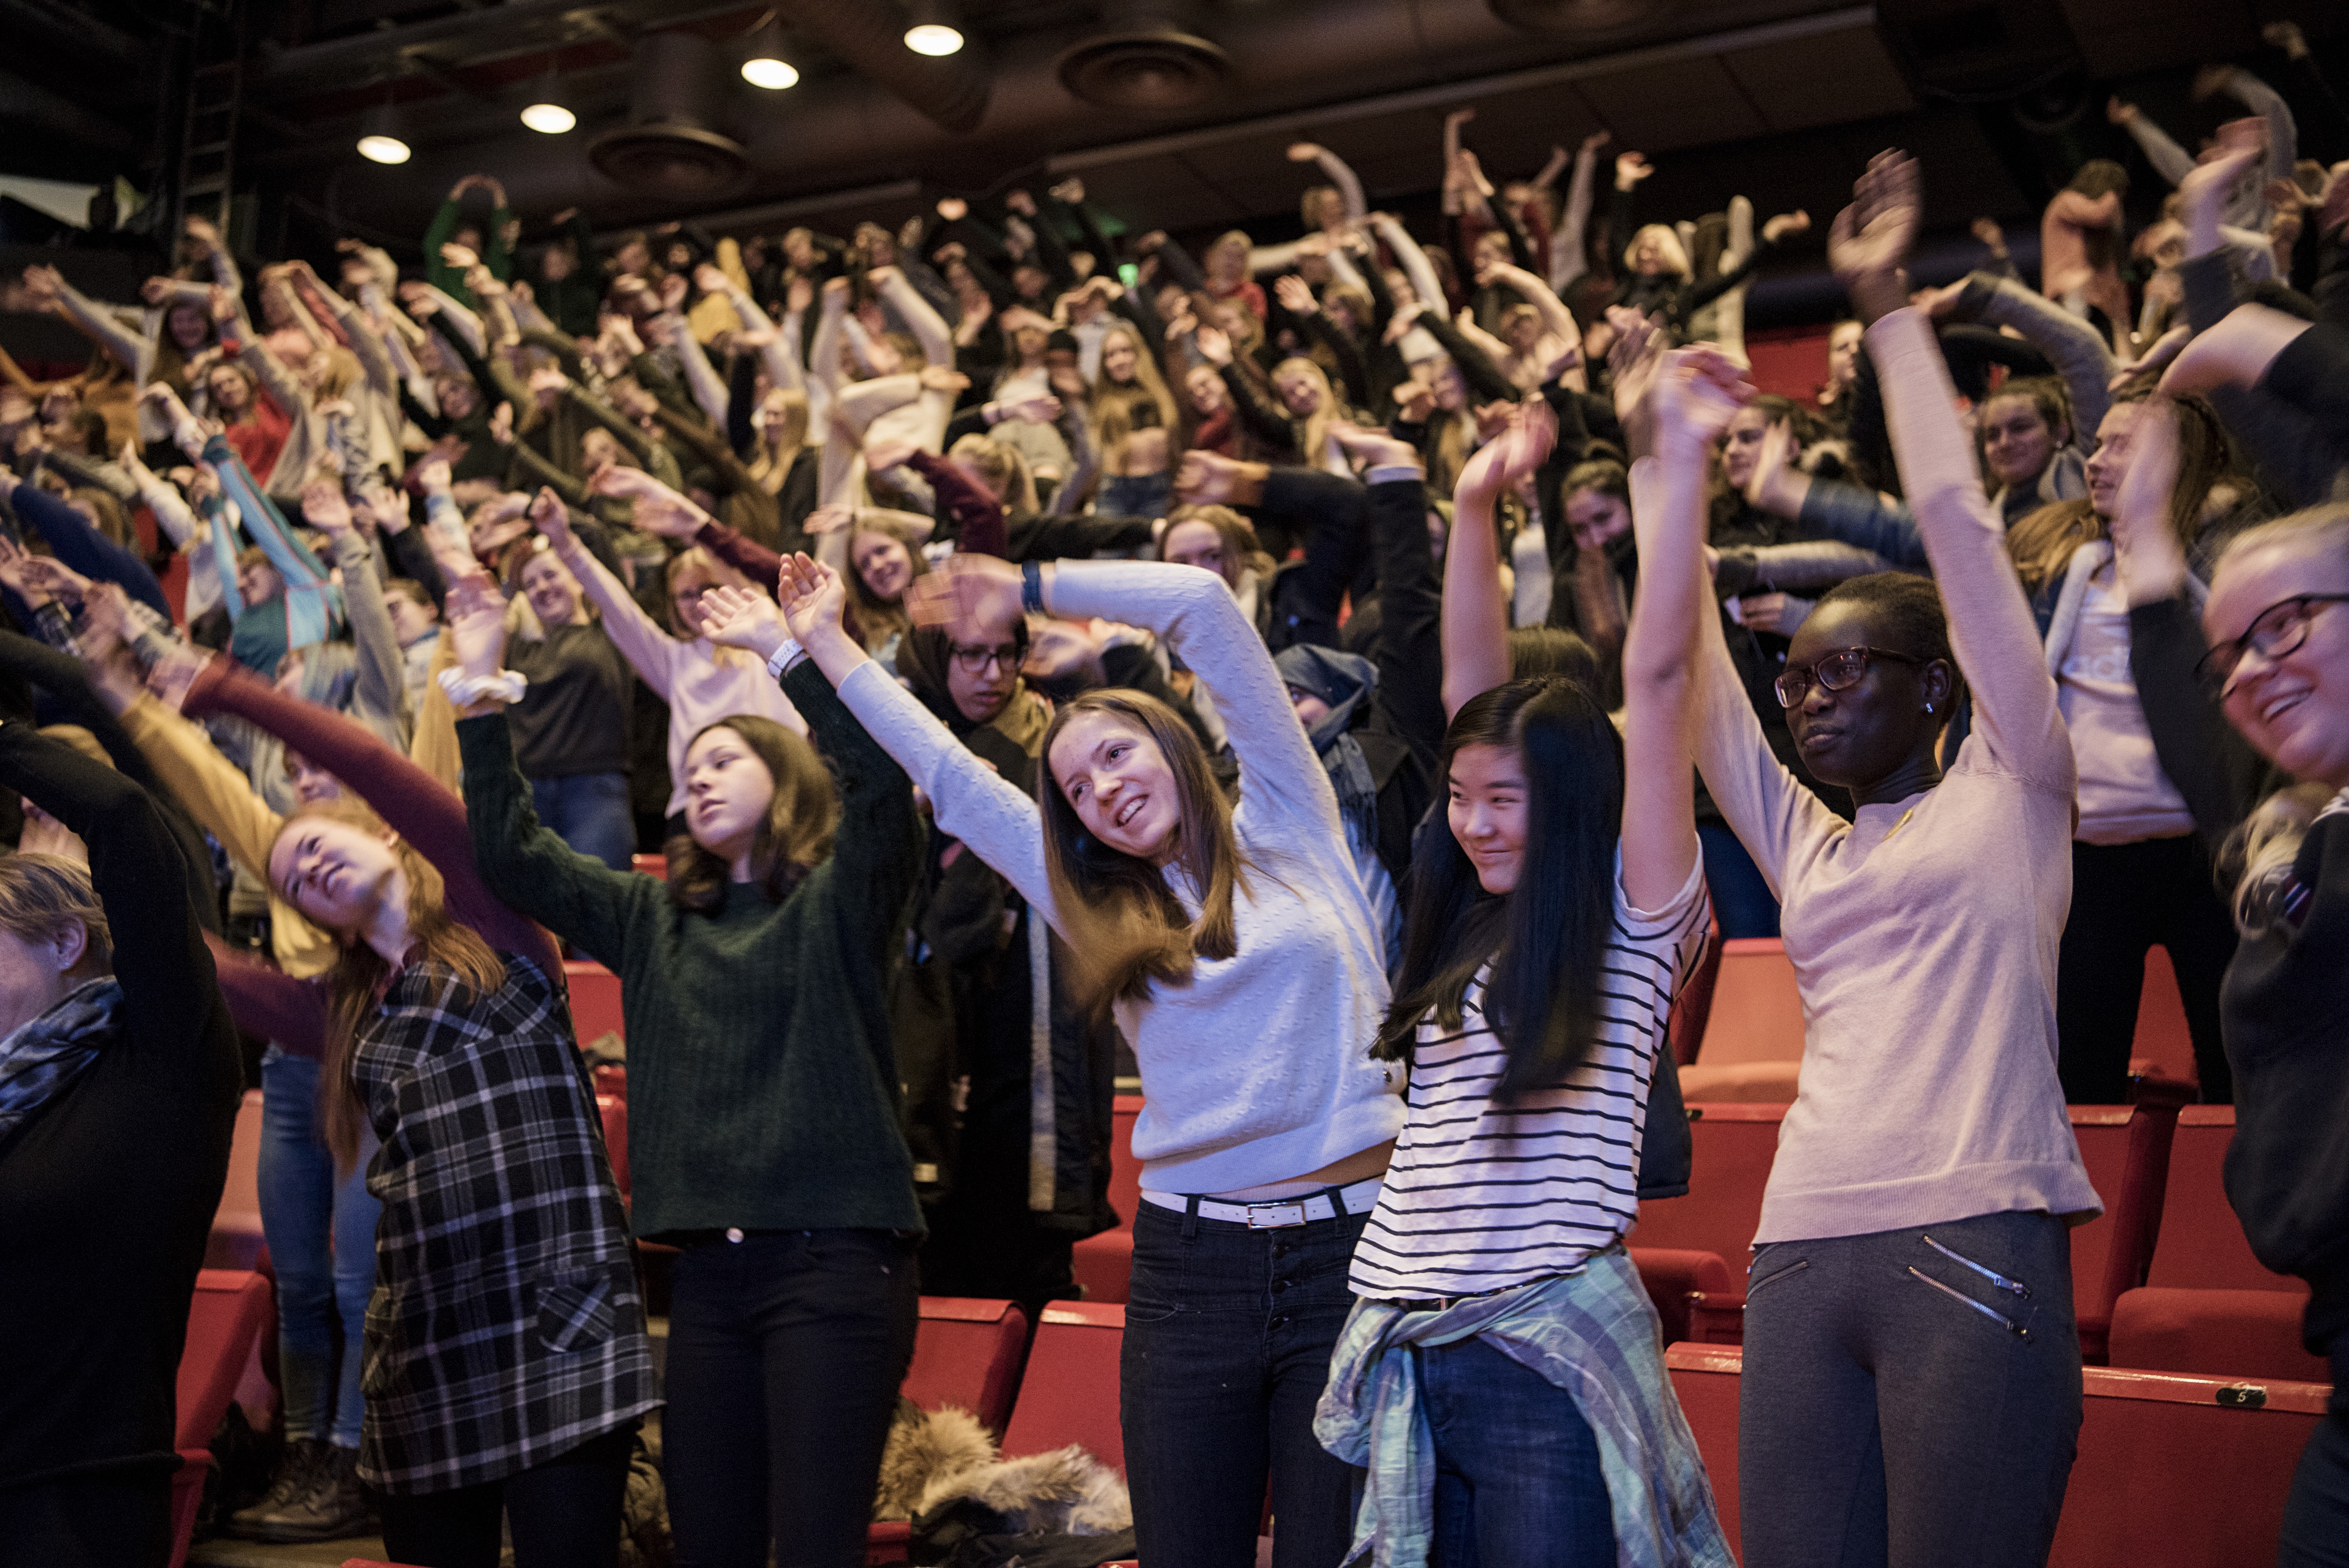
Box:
[905,552,1022,643]
[443,565,509,679]
[1286,142,1324,163]
[2108,397,2191,606]
[1192,325,1233,367]
[1650,344,1755,449]
[1826,149,1920,319]
[918,364,970,395]
[1273,274,1318,317]
[301,478,355,535]
[776,553,850,643]
[936,196,969,223]
[1614,152,1653,190]
[1328,424,1424,473]
[1761,209,1811,244]
[999,392,1061,425]
[146,640,210,713]
[1174,447,1246,502]
[864,433,922,474]
[1744,417,1805,515]
[1455,399,1557,502]
[803,503,855,538]
[527,486,577,552]
[417,458,453,495]
[698,582,791,660]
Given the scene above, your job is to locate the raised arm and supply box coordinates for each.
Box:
[1941,269,2116,443]
[1442,401,1555,717]
[0,471,170,620]
[534,490,684,699]
[26,266,148,379]
[1845,153,2069,781]
[1371,214,1447,321]
[305,485,408,731]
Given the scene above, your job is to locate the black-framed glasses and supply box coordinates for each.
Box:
[1773,646,1924,709]
[2196,594,2349,696]
[949,641,1022,675]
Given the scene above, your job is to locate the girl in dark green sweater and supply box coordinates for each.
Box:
[448,554,926,1568]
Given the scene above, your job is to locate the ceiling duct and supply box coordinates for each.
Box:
[1055,2,1231,113]
[771,0,990,134]
[1487,0,1681,39]
[590,30,748,197]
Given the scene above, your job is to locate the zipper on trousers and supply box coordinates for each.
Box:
[1906,1266,2033,1342]
[1922,1233,2032,1300]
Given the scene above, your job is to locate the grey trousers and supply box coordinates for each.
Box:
[1738,1209,2082,1568]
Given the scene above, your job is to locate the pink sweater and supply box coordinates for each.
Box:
[1689,308,2103,1245]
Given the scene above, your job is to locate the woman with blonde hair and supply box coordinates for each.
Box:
[748,542,1403,1568]
[459,549,928,1568]
[134,633,654,1568]
[1089,322,1179,518]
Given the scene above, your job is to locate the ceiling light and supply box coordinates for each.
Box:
[740,18,799,89]
[521,64,575,133]
[904,1,963,56]
[356,102,410,164]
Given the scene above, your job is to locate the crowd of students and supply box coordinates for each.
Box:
[0,24,2345,1568]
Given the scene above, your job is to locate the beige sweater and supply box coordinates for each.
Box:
[1689,308,2102,1245]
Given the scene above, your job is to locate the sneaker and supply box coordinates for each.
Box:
[225,1438,328,1539]
[237,1441,376,1543]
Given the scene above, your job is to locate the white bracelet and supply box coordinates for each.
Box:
[766,638,805,680]
[438,667,529,706]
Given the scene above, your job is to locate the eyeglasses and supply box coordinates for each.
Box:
[2196,594,2349,696]
[949,642,1022,675]
[1773,646,1924,709]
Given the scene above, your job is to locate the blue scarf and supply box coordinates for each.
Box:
[0,978,125,1144]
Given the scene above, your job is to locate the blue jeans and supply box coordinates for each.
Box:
[531,772,635,871]
[1698,823,1781,940]
[256,1049,381,1449]
[1098,470,1173,522]
[1122,1198,1364,1568]
[1415,1335,1615,1568]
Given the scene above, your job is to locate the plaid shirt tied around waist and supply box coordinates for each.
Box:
[353,951,658,1493]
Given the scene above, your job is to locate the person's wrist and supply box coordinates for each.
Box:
[1230,463,1268,507]
[1846,271,1909,326]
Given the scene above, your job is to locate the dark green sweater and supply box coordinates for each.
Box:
[457,659,925,1238]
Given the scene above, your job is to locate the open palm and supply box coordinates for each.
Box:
[700,583,791,655]
[777,554,849,642]
[1826,150,1920,287]
[444,569,508,678]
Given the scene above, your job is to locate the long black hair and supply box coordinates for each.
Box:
[1375,676,1625,1098]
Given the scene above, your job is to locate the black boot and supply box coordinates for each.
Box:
[225,1438,326,1539]
[235,1440,376,1543]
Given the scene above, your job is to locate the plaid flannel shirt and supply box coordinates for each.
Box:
[353,951,657,1493]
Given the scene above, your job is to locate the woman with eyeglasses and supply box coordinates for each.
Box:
[2112,304,2349,1560]
[1668,152,2099,1568]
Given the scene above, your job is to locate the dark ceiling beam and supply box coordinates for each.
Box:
[0,64,138,153]
[247,0,763,92]
[767,0,991,134]
[0,0,148,64]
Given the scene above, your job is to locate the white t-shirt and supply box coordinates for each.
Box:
[1349,856,1709,1299]
[2057,562,2195,846]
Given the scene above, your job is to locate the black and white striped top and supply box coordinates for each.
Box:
[1349,859,1709,1298]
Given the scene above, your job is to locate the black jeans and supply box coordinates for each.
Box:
[1121,1197,1365,1568]
[2055,836,2237,1105]
[663,1228,920,1568]
[377,1422,637,1568]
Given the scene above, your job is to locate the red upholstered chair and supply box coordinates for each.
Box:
[1070,1094,1146,1305]
[170,1270,276,1568]
[1630,1248,1740,1346]
[631,853,668,878]
[565,959,627,1046]
[1000,1303,1126,1472]
[2126,945,2199,1094]
[1663,1343,1743,1552]
[1665,921,1722,1067]
[1678,941,1805,1103]
[1666,1343,2329,1567]
[868,1299,1034,1564]
[2109,1287,2329,1381]
[205,1089,268,1270]
[2065,1104,2179,1363]
[2147,1107,2304,1294]
[1624,1103,1786,1344]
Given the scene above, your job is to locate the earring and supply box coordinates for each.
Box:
[1924,703,1934,714]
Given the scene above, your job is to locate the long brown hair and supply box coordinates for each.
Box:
[842,511,933,653]
[662,716,839,912]
[2007,393,2235,594]
[1037,689,1245,1012]
[273,798,505,1171]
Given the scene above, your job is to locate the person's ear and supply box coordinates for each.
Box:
[1921,659,1955,718]
[47,919,88,975]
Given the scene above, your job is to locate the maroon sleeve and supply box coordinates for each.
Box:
[907,451,1008,558]
[692,516,784,584]
[182,657,561,975]
[206,932,330,1057]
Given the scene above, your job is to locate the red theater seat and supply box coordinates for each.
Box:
[1000,1303,1126,1474]
[1631,1248,1741,1346]
[1070,1094,1145,1304]
[2109,1286,2329,1382]
[171,1270,276,1568]
[1625,1103,1785,1343]
[1679,940,1804,1103]
[565,959,626,1046]
[631,853,668,878]
[2066,1104,2177,1363]
[1666,1344,2330,1566]
[2148,1107,2305,1294]
[903,1297,1031,1438]
[597,1092,629,1199]
[205,1089,268,1270]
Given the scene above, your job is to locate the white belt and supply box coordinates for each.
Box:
[1142,1176,1384,1229]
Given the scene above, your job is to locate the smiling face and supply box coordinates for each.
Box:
[1981,394,2061,491]
[519,551,584,629]
[1431,360,1467,414]
[268,815,401,931]
[1185,364,1226,415]
[852,530,915,602]
[1101,334,1138,385]
[168,302,210,352]
[1273,368,1322,417]
[1448,741,1528,895]
[2205,535,2349,786]
[1565,486,1631,551]
[682,725,777,863]
[1720,405,1771,492]
[1782,600,1936,788]
[2083,401,2148,520]
[1048,710,1181,863]
[580,428,621,474]
[1161,519,1232,585]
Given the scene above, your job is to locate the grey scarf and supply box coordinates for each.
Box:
[0,978,125,1143]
